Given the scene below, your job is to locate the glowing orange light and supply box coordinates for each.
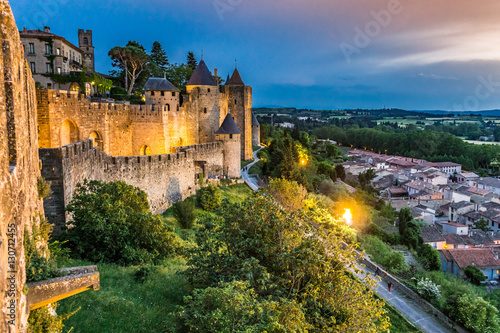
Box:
[301,159,306,165]
[343,209,352,226]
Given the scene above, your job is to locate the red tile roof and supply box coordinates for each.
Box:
[440,248,500,269]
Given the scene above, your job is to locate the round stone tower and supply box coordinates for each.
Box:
[226,68,253,160]
[251,112,260,146]
[186,59,220,145]
[215,113,241,178]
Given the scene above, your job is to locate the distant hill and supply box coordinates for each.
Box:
[411,110,500,117]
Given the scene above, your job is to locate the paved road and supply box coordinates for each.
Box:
[241,147,262,191]
[355,265,454,333]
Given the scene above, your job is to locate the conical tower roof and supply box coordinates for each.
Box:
[143,78,180,92]
[227,68,245,86]
[187,59,217,86]
[251,112,260,126]
[215,113,241,135]
[225,73,230,85]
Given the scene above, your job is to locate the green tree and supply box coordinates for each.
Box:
[184,196,390,332]
[109,42,150,95]
[358,168,376,190]
[175,200,196,229]
[264,178,307,212]
[172,281,310,332]
[325,142,339,158]
[398,208,413,236]
[166,63,194,92]
[464,265,486,285]
[335,164,346,181]
[417,244,441,271]
[197,185,222,211]
[63,180,179,265]
[473,218,491,232]
[456,294,499,333]
[150,41,169,71]
[187,51,198,70]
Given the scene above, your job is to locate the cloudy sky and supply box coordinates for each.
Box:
[11,0,500,110]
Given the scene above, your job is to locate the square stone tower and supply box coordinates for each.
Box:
[78,29,95,72]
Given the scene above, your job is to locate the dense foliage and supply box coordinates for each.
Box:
[313,125,500,171]
[417,244,441,271]
[63,180,179,265]
[197,185,222,211]
[464,265,486,286]
[180,195,390,332]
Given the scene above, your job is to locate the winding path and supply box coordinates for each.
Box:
[354,265,453,333]
[241,146,263,191]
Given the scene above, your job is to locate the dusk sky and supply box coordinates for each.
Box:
[11,0,500,110]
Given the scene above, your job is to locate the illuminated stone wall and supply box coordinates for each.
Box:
[0,1,44,331]
[40,140,225,231]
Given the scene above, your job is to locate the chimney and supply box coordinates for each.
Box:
[43,26,50,33]
[214,68,218,84]
[23,27,27,32]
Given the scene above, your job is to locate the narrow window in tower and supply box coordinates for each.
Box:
[208,88,211,93]
[204,108,207,114]
[230,134,233,139]
[161,91,165,96]
[167,104,170,111]
[151,91,155,96]
[235,99,237,104]
[172,92,176,96]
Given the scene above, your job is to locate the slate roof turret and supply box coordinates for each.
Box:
[216,113,241,135]
[186,59,217,86]
[227,68,245,86]
[143,78,180,92]
[252,113,260,126]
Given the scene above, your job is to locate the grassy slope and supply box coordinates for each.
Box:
[57,259,189,333]
[57,184,254,333]
[56,184,415,333]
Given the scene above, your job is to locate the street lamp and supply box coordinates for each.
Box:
[343,209,352,226]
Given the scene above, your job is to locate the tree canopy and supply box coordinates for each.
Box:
[181,195,390,332]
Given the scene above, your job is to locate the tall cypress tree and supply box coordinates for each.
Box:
[150,41,169,71]
[187,51,198,70]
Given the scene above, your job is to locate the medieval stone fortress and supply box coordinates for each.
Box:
[0,0,261,330]
[17,25,261,231]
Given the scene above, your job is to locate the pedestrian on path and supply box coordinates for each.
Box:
[387,281,392,292]
[375,267,379,276]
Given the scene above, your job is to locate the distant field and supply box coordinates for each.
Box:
[464,140,500,145]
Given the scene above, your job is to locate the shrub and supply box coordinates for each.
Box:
[63,180,179,265]
[464,265,486,286]
[28,303,79,333]
[456,295,500,333]
[264,178,307,212]
[175,200,196,229]
[37,177,52,199]
[25,216,62,282]
[416,277,441,302]
[384,252,408,274]
[172,281,310,333]
[197,185,222,211]
[417,244,441,271]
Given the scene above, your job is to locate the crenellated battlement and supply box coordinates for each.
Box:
[40,138,226,229]
[38,90,169,119]
[57,139,224,171]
